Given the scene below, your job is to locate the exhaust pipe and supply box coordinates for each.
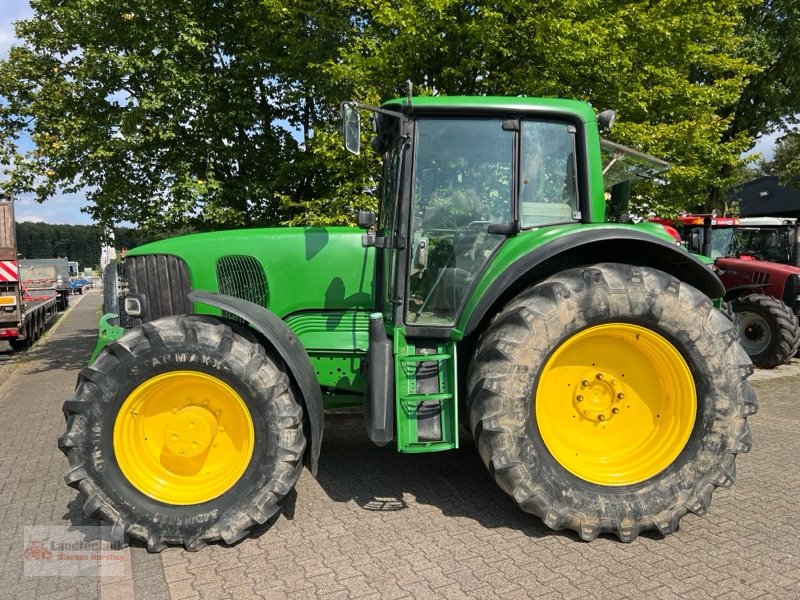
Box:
[364,312,394,446]
[702,216,713,258]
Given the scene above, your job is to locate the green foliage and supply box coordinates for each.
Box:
[0,0,364,230]
[762,132,800,188]
[15,221,100,267]
[0,0,793,228]
[727,0,800,141]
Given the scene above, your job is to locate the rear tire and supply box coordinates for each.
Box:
[730,294,799,369]
[9,335,30,351]
[468,263,756,542]
[59,315,306,552]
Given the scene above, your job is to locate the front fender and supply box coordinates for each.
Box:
[189,291,324,476]
[723,283,771,302]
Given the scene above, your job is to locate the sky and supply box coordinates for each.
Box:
[0,0,788,226]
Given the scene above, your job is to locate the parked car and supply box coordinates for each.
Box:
[69,278,90,295]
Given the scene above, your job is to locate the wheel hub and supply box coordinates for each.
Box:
[736,311,771,355]
[164,406,218,458]
[536,323,697,486]
[113,370,255,505]
[744,322,765,341]
[573,369,625,423]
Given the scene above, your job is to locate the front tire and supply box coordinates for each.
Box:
[59,315,306,552]
[468,263,756,542]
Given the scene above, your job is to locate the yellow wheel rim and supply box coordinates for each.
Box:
[536,323,696,486]
[113,371,255,505]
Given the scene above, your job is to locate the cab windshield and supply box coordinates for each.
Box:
[406,117,578,326]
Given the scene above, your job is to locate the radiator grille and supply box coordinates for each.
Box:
[121,255,193,327]
[216,255,268,309]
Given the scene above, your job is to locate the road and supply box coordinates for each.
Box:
[0,289,799,599]
[0,293,81,367]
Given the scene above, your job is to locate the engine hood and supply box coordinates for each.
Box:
[127,227,376,317]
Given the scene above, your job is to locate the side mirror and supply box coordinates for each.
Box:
[342,103,361,155]
[598,109,617,133]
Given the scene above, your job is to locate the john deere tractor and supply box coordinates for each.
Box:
[59,96,756,551]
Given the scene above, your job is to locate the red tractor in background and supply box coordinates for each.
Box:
[652,214,800,369]
[734,217,798,267]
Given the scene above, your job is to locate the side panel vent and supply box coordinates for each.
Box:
[751,271,770,286]
[216,256,268,319]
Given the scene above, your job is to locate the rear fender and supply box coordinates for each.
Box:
[188,291,324,476]
[463,229,725,338]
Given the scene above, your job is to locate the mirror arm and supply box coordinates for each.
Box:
[342,101,404,118]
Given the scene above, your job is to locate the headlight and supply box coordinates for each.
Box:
[122,293,148,317]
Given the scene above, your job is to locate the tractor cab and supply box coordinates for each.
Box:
[736,217,799,266]
[342,97,598,451]
[344,98,587,330]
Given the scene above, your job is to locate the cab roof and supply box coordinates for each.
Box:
[381,96,597,123]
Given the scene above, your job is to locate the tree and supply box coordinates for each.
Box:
[0,0,771,228]
[690,0,800,210]
[762,132,800,188]
[726,0,800,144]
[0,0,373,230]
[15,222,101,268]
[329,0,757,213]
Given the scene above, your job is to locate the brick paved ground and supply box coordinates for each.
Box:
[1,291,798,599]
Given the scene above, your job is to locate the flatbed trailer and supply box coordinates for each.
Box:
[0,194,59,350]
[0,286,58,350]
[18,258,71,310]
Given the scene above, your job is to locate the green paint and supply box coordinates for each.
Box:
[394,329,458,453]
[99,95,694,455]
[89,313,125,364]
[286,310,369,391]
[128,227,375,321]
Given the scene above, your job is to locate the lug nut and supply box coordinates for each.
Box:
[595,373,603,380]
[598,414,606,421]
[581,380,590,387]
[612,407,619,414]
[576,395,584,402]
[617,392,625,400]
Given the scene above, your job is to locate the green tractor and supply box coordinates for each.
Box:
[59,95,756,551]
